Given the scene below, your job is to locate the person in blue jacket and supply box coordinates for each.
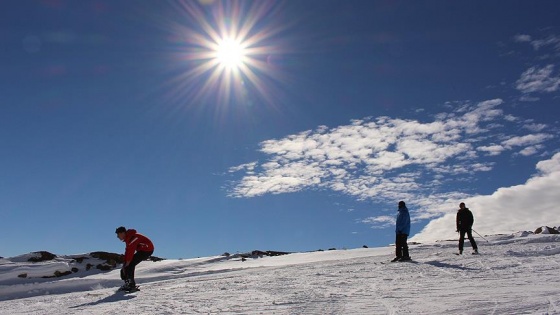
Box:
[392,201,411,262]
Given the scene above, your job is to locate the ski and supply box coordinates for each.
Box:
[381,259,417,264]
[117,286,140,293]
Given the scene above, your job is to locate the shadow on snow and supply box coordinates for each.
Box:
[70,291,137,309]
[424,261,477,271]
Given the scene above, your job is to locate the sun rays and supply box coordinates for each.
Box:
[163,0,288,110]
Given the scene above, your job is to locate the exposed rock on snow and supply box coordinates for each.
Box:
[534,226,560,234]
[0,251,164,281]
[27,251,56,262]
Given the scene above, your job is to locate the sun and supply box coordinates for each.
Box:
[163,1,289,107]
[215,37,246,69]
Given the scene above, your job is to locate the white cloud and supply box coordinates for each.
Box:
[471,163,494,172]
[518,146,536,156]
[523,123,547,132]
[536,153,560,173]
[228,99,555,207]
[501,133,553,149]
[228,162,257,173]
[519,95,540,102]
[516,65,560,94]
[411,152,560,243]
[514,34,560,52]
[512,34,560,100]
[477,145,505,156]
[361,215,395,229]
[530,35,560,51]
[513,34,532,43]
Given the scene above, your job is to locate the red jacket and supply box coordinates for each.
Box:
[124,229,154,263]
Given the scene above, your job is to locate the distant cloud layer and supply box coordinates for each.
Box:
[411,152,560,243]
[228,99,556,226]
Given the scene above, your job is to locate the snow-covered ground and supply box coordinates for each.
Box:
[1,232,559,314]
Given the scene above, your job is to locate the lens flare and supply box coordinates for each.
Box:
[161,0,290,110]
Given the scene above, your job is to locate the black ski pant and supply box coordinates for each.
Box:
[458,229,477,252]
[395,233,409,258]
[120,250,153,284]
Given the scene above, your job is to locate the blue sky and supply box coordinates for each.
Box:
[2,0,560,259]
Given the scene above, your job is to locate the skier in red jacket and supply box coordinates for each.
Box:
[115,226,154,291]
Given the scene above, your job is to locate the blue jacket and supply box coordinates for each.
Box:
[395,206,411,235]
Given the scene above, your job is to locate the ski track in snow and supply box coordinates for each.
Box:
[0,234,559,314]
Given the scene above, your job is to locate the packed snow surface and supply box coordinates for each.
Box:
[1,233,560,314]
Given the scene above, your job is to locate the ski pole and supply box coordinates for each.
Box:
[472,229,489,242]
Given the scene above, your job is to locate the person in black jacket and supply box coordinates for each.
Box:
[456,202,478,255]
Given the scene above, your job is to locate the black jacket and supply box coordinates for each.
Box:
[456,208,474,231]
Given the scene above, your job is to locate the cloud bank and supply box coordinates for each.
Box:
[411,152,560,243]
[228,99,556,224]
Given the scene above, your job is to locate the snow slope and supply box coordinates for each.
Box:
[1,233,559,314]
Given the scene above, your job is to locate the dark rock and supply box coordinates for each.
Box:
[222,252,231,257]
[90,251,123,266]
[18,273,27,278]
[71,267,79,273]
[252,250,266,257]
[41,270,73,278]
[28,251,56,262]
[86,263,94,271]
[73,257,88,263]
[147,256,164,262]
[96,264,113,271]
[265,251,290,257]
[535,227,543,234]
[54,270,72,277]
[362,245,368,248]
[235,250,291,259]
[534,226,560,234]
